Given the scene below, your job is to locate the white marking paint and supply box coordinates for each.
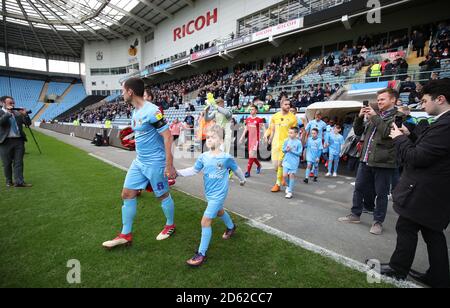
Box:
[89,153,128,172]
[254,214,274,223]
[246,220,421,289]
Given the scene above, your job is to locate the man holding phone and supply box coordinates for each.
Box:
[0,96,32,188]
[339,88,404,235]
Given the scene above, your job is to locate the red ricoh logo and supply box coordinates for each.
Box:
[173,8,218,42]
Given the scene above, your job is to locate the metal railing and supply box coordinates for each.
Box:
[268,68,450,97]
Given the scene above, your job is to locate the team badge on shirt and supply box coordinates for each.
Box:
[217,162,224,170]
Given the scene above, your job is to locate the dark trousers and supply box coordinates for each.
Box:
[0,138,25,185]
[416,47,425,57]
[351,162,393,223]
[347,156,360,173]
[390,216,450,288]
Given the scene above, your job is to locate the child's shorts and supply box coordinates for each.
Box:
[283,167,298,175]
[203,200,224,219]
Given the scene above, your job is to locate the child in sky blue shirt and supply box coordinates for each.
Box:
[282,127,303,199]
[304,128,323,183]
[325,124,345,177]
[177,125,246,267]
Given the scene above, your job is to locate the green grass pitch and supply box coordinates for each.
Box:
[0,130,392,288]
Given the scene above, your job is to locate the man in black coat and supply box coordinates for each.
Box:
[412,31,425,58]
[0,96,32,188]
[378,79,450,288]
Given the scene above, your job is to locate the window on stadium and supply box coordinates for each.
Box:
[9,53,46,71]
[49,60,80,75]
[0,52,6,66]
[237,0,351,37]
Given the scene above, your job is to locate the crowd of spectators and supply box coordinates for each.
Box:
[65,100,131,124]
[194,51,311,108]
[66,22,450,124]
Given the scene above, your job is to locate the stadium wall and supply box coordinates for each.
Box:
[145,0,450,85]
[82,0,449,93]
[82,36,143,94]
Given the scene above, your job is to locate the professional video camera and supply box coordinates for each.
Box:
[11,108,32,114]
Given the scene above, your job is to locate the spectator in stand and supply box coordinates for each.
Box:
[412,30,426,57]
[169,118,182,145]
[399,76,416,93]
[184,113,195,142]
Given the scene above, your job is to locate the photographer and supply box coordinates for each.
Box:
[378,79,450,288]
[338,88,404,235]
[0,96,32,188]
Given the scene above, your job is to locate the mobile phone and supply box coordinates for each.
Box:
[394,116,403,128]
[363,100,369,107]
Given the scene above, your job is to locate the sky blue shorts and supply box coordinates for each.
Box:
[124,160,169,198]
[283,167,298,175]
[204,200,224,219]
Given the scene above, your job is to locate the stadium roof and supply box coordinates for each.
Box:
[0,0,195,59]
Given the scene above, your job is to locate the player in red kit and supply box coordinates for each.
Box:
[239,105,266,178]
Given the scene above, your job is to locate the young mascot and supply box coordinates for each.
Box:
[177,125,246,267]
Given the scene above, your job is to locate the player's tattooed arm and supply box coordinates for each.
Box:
[160,129,177,179]
[264,123,274,144]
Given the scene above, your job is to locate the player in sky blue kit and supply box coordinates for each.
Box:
[282,127,303,199]
[177,125,246,267]
[305,111,327,140]
[303,128,323,184]
[325,124,345,177]
[103,78,177,249]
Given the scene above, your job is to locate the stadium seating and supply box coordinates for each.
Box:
[165,107,202,125]
[46,82,70,97]
[0,76,12,96]
[38,83,87,121]
[0,76,45,118]
[104,93,121,103]
[440,59,450,78]
[111,115,131,126]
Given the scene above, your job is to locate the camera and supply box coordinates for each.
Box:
[11,108,32,114]
[363,100,369,107]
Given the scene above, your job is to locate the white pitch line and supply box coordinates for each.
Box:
[89,153,129,172]
[88,152,421,289]
[246,220,421,289]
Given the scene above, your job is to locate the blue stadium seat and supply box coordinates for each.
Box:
[39,83,87,121]
[0,77,45,118]
[46,82,70,97]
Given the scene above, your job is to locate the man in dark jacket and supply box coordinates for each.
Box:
[339,88,404,235]
[378,79,450,288]
[0,96,32,188]
[412,31,425,58]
